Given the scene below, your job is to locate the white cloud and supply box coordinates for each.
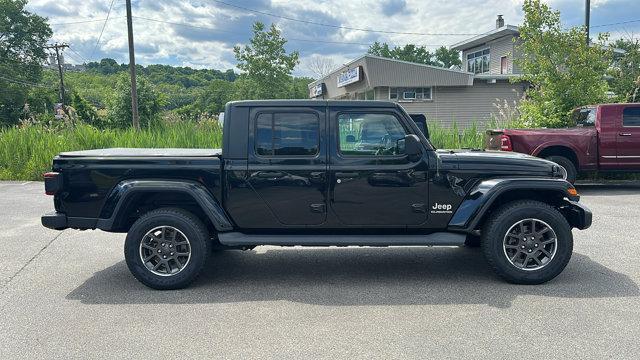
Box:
[25,0,640,77]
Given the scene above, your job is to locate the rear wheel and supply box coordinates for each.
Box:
[546,155,577,184]
[124,208,210,290]
[481,200,573,284]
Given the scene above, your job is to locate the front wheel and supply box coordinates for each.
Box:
[481,200,573,284]
[124,208,210,290]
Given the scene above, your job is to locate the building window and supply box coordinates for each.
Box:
[467,48,490,74]
[389,87,432,102]
[255,112,319,156]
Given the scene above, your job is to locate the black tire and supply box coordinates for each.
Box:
[546,155,577,184]
[124,207,210,290]
[481,200,573,285]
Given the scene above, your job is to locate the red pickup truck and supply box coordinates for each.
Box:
[486,103,640,183]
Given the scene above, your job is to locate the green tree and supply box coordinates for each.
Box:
[85,58,124,75]
[0,0,52,125]
[516,0,612,127]
[289,76,315,99]
[609,37,640,102]
[368,42,434,65]
[368,43,461,68]
[233,22,299,99]
[70,91,100,126]
[434,46,461,68]
[106,74,166,128]
[179,79,235,117]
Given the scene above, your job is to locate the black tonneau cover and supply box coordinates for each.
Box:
[58,148,221,158]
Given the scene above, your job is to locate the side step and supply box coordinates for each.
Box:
[217,232,466,247]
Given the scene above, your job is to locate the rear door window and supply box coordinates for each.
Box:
[623,107,640,127]
[255,112,319,156]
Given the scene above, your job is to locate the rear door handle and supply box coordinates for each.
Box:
[619,133,632,136]
[310,203,326,213]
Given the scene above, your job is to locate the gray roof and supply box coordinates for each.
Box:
[308,55,474,89]
[450,25,519,51]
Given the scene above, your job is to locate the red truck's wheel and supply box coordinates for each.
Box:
[481,200,573,284]
[545,156,577,184]
[124,208,210,290]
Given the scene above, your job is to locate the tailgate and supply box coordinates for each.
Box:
[485,130,504,151]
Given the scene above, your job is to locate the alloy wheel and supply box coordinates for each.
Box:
[139,226,191,276]
[503,218,557,271]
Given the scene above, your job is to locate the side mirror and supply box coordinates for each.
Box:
[401,134,422,157]
[345,134,356,143]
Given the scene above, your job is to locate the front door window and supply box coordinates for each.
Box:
[331,111,428,226]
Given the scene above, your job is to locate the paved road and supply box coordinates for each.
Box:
[0,181,639,359]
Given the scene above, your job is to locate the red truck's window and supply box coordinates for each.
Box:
[623,107,640,127]
[255,112,319,157]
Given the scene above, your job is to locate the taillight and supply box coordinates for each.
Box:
[500,134,513,151]
[44,172,62,195]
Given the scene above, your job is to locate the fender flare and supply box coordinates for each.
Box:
[447,177,578,232]
[530,142,580,163]
[96,179,233,232]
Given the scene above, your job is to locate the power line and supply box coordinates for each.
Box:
[590,18,640,29]
[209,0,480,36]
[68,46,91,63]
[0,75,54,88]
[50,17,124,26]
[90,0,117,60]
[132,16,447,48]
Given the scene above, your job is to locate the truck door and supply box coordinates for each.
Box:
[617,106,640,169]
[328,109,429,226]
[247,106,327,226]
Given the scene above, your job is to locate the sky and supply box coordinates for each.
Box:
[25,0,640,77]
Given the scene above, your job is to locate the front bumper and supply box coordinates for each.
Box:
[41,212,67,230]
[561,200,593,230]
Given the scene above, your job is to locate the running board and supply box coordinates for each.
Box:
[217,232,466,247]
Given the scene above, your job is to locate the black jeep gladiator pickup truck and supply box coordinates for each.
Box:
[41,100,592,289]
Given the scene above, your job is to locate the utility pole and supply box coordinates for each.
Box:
[45,43,69,104]
[585,0,591,46]
[125,0,140,131]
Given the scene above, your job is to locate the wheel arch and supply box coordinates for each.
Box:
[96,179,233,233]
[534,145,579,169]
[447,178,579,233]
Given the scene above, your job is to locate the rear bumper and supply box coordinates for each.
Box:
[41,212,67,230]
[41,212,97,230]
[562,200,592,230]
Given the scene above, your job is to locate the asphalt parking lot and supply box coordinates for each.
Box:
[0,181,639,359]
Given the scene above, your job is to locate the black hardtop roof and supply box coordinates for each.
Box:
[227,100,401,108]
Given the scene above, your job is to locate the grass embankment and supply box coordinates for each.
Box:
[0,121,223,181]
[0,120,485,181]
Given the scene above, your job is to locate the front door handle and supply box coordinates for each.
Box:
[257,171,284,177]
[310,203,326,213]
[335,172,359,178]
[619,133,632,136]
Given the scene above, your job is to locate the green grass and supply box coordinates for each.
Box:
[0,119,487,181]
[0,121,223,181]
[427,121,485,149]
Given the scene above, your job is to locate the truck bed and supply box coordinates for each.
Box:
[58,148,222,158]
